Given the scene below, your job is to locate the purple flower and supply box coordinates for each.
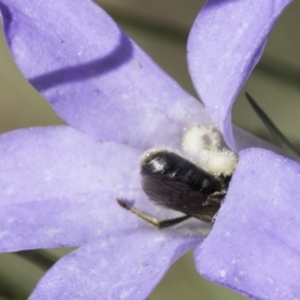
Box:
[0,0,297,299]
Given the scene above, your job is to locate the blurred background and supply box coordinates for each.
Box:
[0,0,299,299]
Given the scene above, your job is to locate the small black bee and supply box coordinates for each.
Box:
[117,149,231,228]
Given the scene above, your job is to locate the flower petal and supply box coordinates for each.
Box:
[29,230,200,300]
[0,126,147,251]
[0,1,210,148]
[195,148,300,300]
[187,0,291,149]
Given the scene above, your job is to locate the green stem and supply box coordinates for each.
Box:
[246,92,300,160]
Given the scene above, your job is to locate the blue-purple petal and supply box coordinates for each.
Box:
[0,0,210,149]
[29,230,200,300]
[0,126,146,251]
[195,148,300,300]
[187,0,292,149]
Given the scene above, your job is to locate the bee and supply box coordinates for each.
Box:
[117,149,231,228]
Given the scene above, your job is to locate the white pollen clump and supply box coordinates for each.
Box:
[200,148,238,176]
[182,125,238,176]
[182,126,220,154]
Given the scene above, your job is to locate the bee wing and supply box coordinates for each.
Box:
[141,175,223,221]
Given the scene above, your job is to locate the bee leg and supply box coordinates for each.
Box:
[155,215,192,229]
[117,198,192,229]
